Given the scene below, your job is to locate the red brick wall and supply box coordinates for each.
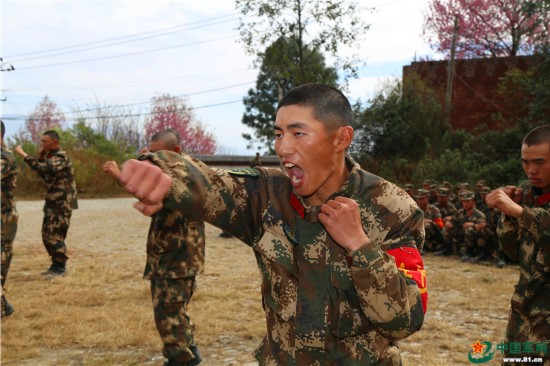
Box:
[402,55,542,131]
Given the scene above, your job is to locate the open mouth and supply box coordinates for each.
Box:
[284,162,304,187]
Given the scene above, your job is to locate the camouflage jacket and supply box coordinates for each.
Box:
[451,207,486,228]
[24,149,78,212]
[435,201,458,220]
[144,152,427,366]
[1,146,18,216]
[478,201,500,231]
[423,204,443,231]
[497,182,550,343]
[143,207,206,279]
[424,204,441,221]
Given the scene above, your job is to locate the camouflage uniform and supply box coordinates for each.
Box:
[433,188,458,255]
[415,189,443,252]
[142,152,428,365]
[423,204,443,252]
[497,182,550,364]
[428,184,438,205]
[436,201,458,219]
[477,188,505,266]
[444,193,488,259]
[1,145,18,316]
[435,187,458,220]
[144,207,205,364]
[403,183,415,198]
[23,149,78,268]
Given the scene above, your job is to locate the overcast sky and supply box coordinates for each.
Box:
[1,0,436,155]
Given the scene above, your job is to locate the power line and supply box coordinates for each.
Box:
[8,17,239,63]
[14,35,238,71]
[2,99,243,121]
[4,13,238,60]
[66,81,254,114]
[4,69,253,93]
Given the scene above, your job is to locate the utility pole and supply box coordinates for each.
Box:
[445,15,459,128]
[0,57,15,72]
[1,58,15,103]
[278,78,287,101]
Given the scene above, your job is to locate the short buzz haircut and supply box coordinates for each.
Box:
[277,84,353,130]
[150,129,181,150]
[523,124,550,147]
[43,130,60,142]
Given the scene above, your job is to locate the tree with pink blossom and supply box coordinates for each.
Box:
[423,0,550,58]
[143,94,217,155]
[21,96,66,143]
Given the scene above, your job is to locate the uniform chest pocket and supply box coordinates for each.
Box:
[254,230,297,322]
[330,269,371,337]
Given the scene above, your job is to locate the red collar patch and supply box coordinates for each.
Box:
[537,192,550,206]
[290,193,305,218]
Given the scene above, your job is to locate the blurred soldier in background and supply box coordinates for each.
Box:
[422,179,431,191]
[103,129,205,366]
[440,190,487,259]
[14,130,77,279]
[478,187,506,268]
[1,121,18,316]
[428,184,438,204]
[435,187,457,223]
[415,189,443,253]
[475,179,486,208]
[404,183,415,198]
[434,187,457,256]
[454,191,490,262]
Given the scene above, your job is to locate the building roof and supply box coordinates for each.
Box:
[191,154,280,166]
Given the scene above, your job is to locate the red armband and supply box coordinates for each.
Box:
[433,217,444,229]
[386,247,428,313]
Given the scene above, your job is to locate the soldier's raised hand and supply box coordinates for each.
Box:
[118,159,173,216]
[485,187,523,218]
[13,145,27,157]
[102,161,121,179]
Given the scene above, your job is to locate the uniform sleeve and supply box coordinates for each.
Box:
[144,151,259,246]
[518,206,550,252]
[475,212,486,224]
[1,155,13,177]
[24,155,68,176]
[497,213,520,260]
[498,206,550,260]
[432,207,443,228]
[345,208,427,341]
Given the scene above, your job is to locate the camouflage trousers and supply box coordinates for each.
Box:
[2,211,18,315]
[461,227,494,256]
[442,226,491,255]
[150,277,198,363]
[424,222,443,252]
[42,209,72,264]
[505,308,550,365]
[441,226,460,254]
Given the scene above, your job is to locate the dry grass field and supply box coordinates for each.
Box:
[1,198,520,366]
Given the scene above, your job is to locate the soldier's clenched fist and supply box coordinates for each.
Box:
[119,159,173,216]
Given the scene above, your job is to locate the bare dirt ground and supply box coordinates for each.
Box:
[1,198,520,365]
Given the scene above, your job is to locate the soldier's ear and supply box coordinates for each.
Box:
[333,126,354,153]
